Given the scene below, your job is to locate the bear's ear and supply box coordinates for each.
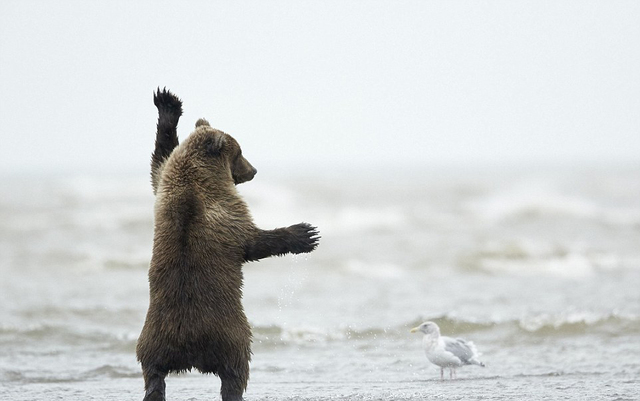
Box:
[205,132,226,157]
[195,118,210,128]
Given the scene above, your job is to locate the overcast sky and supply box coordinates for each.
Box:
[1,1,639,175]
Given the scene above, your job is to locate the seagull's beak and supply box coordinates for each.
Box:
[410,327,419,333]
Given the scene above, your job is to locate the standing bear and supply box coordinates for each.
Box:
[137,88,320,401]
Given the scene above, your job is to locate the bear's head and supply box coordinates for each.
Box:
[181,118,257,185]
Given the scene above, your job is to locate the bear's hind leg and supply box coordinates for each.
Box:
[219,363,248,401]
[142,366,167,401]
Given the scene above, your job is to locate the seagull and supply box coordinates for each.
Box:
[410,321,485,380]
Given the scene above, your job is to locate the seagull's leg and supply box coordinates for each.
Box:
[453,368,457,379]
[440,367,444,380]
[450,368,453,380]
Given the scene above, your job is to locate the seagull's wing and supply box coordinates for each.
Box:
[442,337,479,365]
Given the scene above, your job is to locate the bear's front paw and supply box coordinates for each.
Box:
[287,223,320,254]
[153,87,183,115]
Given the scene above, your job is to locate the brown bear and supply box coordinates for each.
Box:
[136,88,320,401]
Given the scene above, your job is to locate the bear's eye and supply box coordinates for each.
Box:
[204,140,216,156]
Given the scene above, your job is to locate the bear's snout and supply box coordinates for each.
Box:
[232,157,257,185]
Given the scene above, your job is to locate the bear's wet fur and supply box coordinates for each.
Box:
[137,88,319,401]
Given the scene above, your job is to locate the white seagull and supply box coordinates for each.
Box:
[410,321,485,380]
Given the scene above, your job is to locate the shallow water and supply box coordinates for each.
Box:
[1,165,639,400]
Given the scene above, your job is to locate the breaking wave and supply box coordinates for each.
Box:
[251,311,640,348]
[408,312,640,337]
[1,365,140,384]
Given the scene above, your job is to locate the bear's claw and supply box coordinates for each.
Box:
[153,87,183,116]
[288,222,320,254]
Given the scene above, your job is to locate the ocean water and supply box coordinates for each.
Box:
[1,164,639,400]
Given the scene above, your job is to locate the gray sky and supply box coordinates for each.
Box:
[1,1,639,174]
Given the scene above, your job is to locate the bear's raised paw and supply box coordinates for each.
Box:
[153,87,183,116]
[287,223,320,254]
